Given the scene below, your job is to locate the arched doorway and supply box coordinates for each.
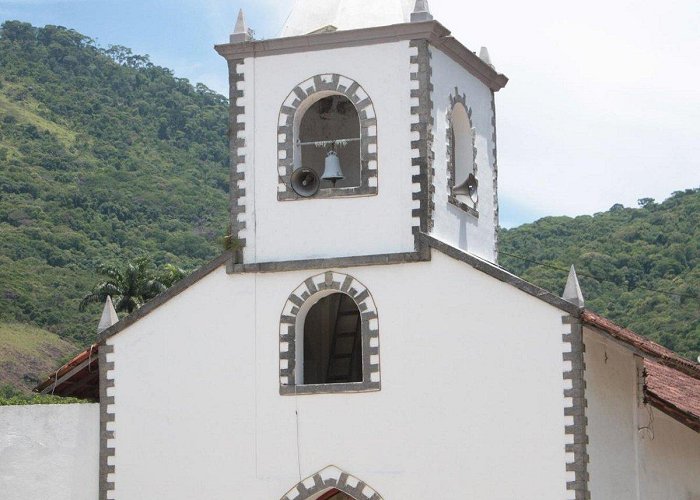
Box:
[280,465,383,500]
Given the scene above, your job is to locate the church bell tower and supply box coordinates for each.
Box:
[215,0,508,270]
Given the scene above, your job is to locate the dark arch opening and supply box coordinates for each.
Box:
[299,95,361,189]
[303,293,363,385]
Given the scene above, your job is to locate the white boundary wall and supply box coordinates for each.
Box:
[0,403,99,500]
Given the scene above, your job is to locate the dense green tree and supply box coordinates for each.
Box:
[0,21,229,344]
[500,188,700,361]
[79,257,166,314]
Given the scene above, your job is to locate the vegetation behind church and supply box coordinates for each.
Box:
[0,21,229,349]
[500,190,699,360]
[0,22,697,395]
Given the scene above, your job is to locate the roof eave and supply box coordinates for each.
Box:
[581,310,700,381]
[645,390,700,434]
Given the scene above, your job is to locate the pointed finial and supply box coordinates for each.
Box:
[479,46,495,69]
[97,296,119,334]
[562,265,584,307]
[230,9,251,43]
[411,0,433,22]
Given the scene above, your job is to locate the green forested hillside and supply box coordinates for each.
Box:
[500,190,700,361]
[0,322,76,394]
[0,22,229,345]
[0,20,697,383]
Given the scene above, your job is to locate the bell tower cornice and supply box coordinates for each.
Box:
[215,20,508,92]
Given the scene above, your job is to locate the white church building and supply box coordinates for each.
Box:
[3,1,700,499]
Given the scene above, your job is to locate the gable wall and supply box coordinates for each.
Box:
[107,252,572,498]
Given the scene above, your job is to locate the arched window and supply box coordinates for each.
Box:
[297,95,362,190]
[279,271,380,395]
[452,103,474,189]
[303,292,362,385]
[277,74,378,200]
[447,91,478,214]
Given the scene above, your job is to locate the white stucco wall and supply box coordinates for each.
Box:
[0,403,99,500]
[584,328,700,499]
[584,330,640,499]
[638,408,700,499]
[430,47,497,262]
[241,41,417,264]
[108,251,571,499]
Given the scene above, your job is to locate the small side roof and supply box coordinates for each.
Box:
[34,344,99,399]
[581,309,700,381]
[645,359,700,433]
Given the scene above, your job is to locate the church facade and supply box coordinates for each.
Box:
[17,2,699,499]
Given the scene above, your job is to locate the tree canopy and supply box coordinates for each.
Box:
[0,21,229,345]
[500,188,700,361]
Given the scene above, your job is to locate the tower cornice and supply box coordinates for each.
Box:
[215,20,508,92]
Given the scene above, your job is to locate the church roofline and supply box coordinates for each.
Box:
[214,20,508,92]
[95,252,231,344]
[95,234,575,345]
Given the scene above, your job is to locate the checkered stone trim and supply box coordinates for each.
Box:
[409,40,434,257]
[99,343,115,500]
[279,271,381,395]
[446,88,478,217]
[228,58,247,264]
[281,465,383,500]
[562,315,590,499]
[277,74,378,200]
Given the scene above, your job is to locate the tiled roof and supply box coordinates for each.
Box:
[581,309,700,433]
[34,344,99,400]
[644,359,700,433]
[581,309,700,380]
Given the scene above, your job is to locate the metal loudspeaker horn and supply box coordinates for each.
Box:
[453,173,479,203]
[290,167,320,197]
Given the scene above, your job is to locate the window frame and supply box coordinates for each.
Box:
[279,271,381,395]
[277,74,378,201]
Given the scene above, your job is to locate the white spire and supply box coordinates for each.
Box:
[230,9,251,43]
[562,265,584,307]
[410,0,433,22]
[280,0,416,38]
[97,296,119,334]
[479,46,494,69]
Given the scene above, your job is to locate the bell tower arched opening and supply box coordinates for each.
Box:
[297,94,362,189]
[277,74,378,201]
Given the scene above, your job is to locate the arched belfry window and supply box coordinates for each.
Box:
[279,271,380,395]
[297,95,361,190]
[277,74,378,200]
[447,90,479,216]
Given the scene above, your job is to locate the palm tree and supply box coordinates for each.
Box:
[79,257,166,314]
[157,263,186,288]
